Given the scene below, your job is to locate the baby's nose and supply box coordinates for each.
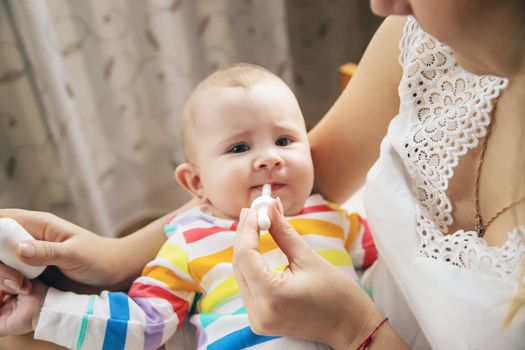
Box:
[254,151,284,170]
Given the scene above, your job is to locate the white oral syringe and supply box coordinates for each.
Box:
[0,218,46,279]
[250,184,272,231]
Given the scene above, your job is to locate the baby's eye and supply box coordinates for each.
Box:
[229,144,250,153]
[275,137,291,147]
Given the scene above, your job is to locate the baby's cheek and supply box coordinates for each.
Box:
[213,191,245,218]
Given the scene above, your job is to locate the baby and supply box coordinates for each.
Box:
[1,64,376,349]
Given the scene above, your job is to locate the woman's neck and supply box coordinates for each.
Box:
[461,11,525,79]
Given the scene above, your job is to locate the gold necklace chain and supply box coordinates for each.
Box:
[474,99,525,238]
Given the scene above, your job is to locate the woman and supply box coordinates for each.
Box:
[1,0,524,348]
[234,1,525,349]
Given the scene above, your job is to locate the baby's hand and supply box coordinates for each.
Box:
[0,279,48,336]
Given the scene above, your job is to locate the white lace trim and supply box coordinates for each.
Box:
[398,17,524,280]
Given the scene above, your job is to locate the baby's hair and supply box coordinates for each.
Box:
[179,63,284,161]
[194,63,279,91]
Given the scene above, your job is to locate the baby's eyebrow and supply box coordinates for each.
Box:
[217,130,251,143]
[272,119,305,131]
[224,130,252,138]
[215,132,251,150]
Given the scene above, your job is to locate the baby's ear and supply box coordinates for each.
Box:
[175,163,206,201]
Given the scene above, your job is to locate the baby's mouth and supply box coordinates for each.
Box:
[252,183,285,193]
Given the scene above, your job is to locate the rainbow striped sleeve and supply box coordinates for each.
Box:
[325,200,377,270]
[344,212,377,269]
[34,218,200,350]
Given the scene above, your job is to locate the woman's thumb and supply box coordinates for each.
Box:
[268,198,312,261]
[16,240,63,266]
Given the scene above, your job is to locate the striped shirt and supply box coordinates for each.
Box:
[34,194,376,350]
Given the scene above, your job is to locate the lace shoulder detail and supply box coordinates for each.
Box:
[396,19,523,280]
[398,17,420,68]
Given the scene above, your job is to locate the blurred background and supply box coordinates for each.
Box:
[0,0,380,236]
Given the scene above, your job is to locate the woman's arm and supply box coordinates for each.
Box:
[310,16,405,203]
[109,197,199,285]
[0,198,198,292]
[234,202,409,349]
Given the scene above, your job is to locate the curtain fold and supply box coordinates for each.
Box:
[0,0,379,236]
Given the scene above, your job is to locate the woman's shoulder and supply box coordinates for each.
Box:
[373,17,516,280]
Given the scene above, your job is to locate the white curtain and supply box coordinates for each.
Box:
[0,0,293,236]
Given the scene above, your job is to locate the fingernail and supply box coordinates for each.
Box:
[18,241,36,257]
[2,279,22,294]
[276,197,284,214]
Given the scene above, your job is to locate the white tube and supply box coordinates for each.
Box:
[250,184,272,231]
[0,218,46,279]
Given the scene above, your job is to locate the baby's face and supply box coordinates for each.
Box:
[190,80,314,219]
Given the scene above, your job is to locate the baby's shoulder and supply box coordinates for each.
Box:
[164,206,235,241]
[294,194,350,225]
[303,193,346,214]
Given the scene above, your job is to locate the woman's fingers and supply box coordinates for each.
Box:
[0,208,128,287]
[0,208,84,273]
[234,207,291,335]
[0,209,55,241]
[234,208,274,292]
[267,199,316,267]
[233,209,256,316]
[233,208,268,288]
[15,239,67,267]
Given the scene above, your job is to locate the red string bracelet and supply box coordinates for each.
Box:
[355,317,389,350]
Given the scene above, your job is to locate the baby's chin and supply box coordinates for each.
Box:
[205,198,307,221]
[252,196,306,217]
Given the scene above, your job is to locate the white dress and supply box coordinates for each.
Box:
[361,17,525,349]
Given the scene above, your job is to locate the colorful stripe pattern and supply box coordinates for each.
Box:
[35,194,375,349]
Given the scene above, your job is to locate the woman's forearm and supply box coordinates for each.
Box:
[337,309,410,350]
[323,285,409,350]
[111,198,198,285]
[110,214,169,284]
[368,322,411,350]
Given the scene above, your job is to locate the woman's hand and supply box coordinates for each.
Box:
[0,199,196,295]
[0,209,119,294]
[233,200,386,349]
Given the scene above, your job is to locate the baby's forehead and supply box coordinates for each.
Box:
[182,79,304,152]
[196,83,301,120]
